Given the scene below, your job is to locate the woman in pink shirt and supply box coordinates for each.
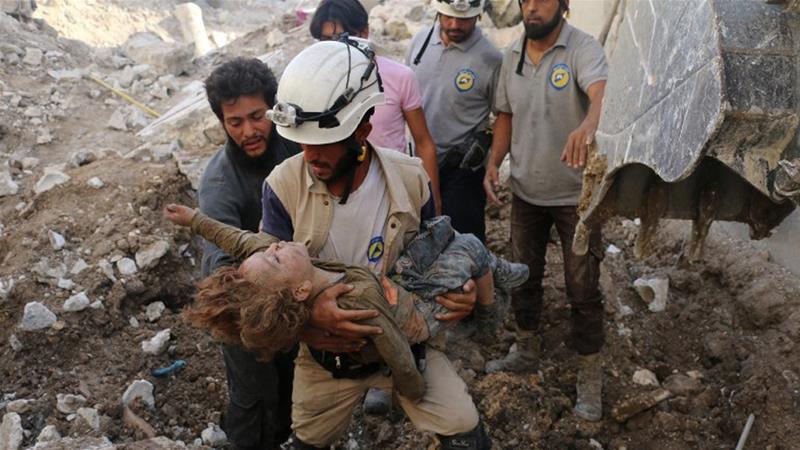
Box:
[310,0,442,214]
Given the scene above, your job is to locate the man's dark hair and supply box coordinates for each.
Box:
[204,57,278,121]
[309,0,369,39]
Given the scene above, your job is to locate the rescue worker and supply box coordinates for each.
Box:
[483,0,608,421]
[406,0,502,243]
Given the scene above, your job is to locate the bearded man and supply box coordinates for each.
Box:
[482,0,609,422]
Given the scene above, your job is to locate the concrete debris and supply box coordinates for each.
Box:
[663,374,702,396]
[56,393,87,414]
[33,258,67,279]
[117,65,135,89]
[8,334,22,352]
[23,47,43,66]
[116,257,138,275]
[21,157,40,170]
[108,109,128,131]
[69,149,98,167]
[151,140,182,162]
[611,388,672,423]
[142,329,171,355]
[36,425,61,443]
[632,369,660,387]
[606,244,622,255]
[135,240,169,270]
[0,170,18,197]
[266,29,286,47]
[121,380,155,408]
[175,2,213,57]
[487,0,522,28]
[129,316,140,328]
[23,106,43,117]
[56,278,75,290]
[5,399,31,414]
[77,407,101,431]
[19,301,58,331]
[48,68,83,81]
[633,277,670,312]
[34,167,71,194]
[36,128,54,145]
[97,259,118,283]
[63,292,90,312]
[90,300,104,310]
[146,301,166,322]
[0,278,13,301]
[122,32,193,76]
[48,229,66,250]
[201,422,227,447]
[70,258,90,275]
[87,177,105,189]
[0,412,23,450]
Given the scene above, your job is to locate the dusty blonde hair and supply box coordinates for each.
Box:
[183,265,311,361]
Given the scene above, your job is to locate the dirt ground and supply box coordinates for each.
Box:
[2,2,800,449]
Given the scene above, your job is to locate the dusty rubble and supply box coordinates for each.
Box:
[1,1,800,450]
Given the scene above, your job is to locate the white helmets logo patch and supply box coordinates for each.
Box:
[455,68,477,92]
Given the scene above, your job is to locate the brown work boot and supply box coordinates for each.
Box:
[484,330,540,374]
[574,353,603,421]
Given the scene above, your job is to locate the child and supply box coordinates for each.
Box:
[163,203,527,412]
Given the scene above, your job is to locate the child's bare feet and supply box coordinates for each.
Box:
[163,204,196,227]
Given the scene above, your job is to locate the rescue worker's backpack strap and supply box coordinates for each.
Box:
[413,23,437,66]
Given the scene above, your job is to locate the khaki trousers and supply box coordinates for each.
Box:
[292,344,479,447]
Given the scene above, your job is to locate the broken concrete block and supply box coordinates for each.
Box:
[116,258,138,275]
[146,301,166,322]
[23,47,43,66]
[36,128,54,145]
[0,412,23,450]
[122,380,155,408]
[20,302,57,331]
[36,424,61,443]
[633,277,669,312]
[34,167,71,194]
[87,177,105,189]
[63,292,90,312]
[201,422,227,447]
[56,393,86,414]
[70,259,90,275]
[632,369,660,387]
[108,109,128,131]
[142,329,171,355]
[77,407,101,431]
[0,170,18,197]
[8,334,22,352]
[5,399,31,414]
[175,2,213,57]
[135,240,169,270]
[663,374,702,396]
[56,278,74,290]
[68,149,97,167]
[48,230,66,250]
[21,157,39,170]
[122,32,193,76]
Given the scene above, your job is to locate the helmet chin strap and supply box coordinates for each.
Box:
[337,137,369,205]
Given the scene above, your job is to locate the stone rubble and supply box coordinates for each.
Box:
[633,277,670,312]
[63,292,91,312]
[34,166,71,194]
[141,329,171,355]
[56,394,87,414]
[0,412,24,450]
[145,301,166,322]
[121,380,155,408]
[19,301,58,331]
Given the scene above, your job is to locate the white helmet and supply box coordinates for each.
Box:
[267,37,384,145]
[434,0,485,18]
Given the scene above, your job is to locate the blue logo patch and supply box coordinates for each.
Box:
[367,236,385,263]
[454,68,477,92]
[549,63,571,91]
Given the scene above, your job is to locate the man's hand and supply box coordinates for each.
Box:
[163,204,196,227]
[560,123,595,169]
[435,279,477,322]
[483,164,502,204]
[308,283,383,339]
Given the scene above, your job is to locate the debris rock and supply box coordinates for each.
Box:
[70,259,90,275]
[8,335,22,352]
[142,329,171,355]
[56,278,74,290]
[56,393,87,414]
[117,258,138,275]
[90,300,104,310]
[663,374,702,396]
[77,407,101,431]
[201,422,227,447]
[0,170,18,197]
[34,167,71,194]
[0,412,23,450]
[632,369,660,387]
[146,301,166,322]
[135,240,169,270]
[5,399,31,414]
[633,277,669,312]
[48,229,66,250]
[33,258,67,279]
[122,380,155,408]
[19,302,57,331]
[63,292,90,312]
[68,149,97,167]
[36,128,54,145]
[36,424,61,443]
[22,47,43,66]
[151,140,181,161]
[611,388,672,423]
[108,109,128,131]
[21,157,40,170]
[487,0,521,28]
[87,177,105,189]
[122,32,193,76]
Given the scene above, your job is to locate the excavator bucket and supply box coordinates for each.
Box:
[576,0,800,259]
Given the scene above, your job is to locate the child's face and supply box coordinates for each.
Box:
[238,241,313,291]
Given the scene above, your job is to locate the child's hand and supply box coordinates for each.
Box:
[163,204,196,227]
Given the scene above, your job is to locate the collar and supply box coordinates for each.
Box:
[304,145,414,214]
[512,21,574,55]
[431,22,484,52]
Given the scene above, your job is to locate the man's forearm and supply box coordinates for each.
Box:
[489,112,512,168]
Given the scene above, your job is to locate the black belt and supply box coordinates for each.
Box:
[308,344,428,379]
